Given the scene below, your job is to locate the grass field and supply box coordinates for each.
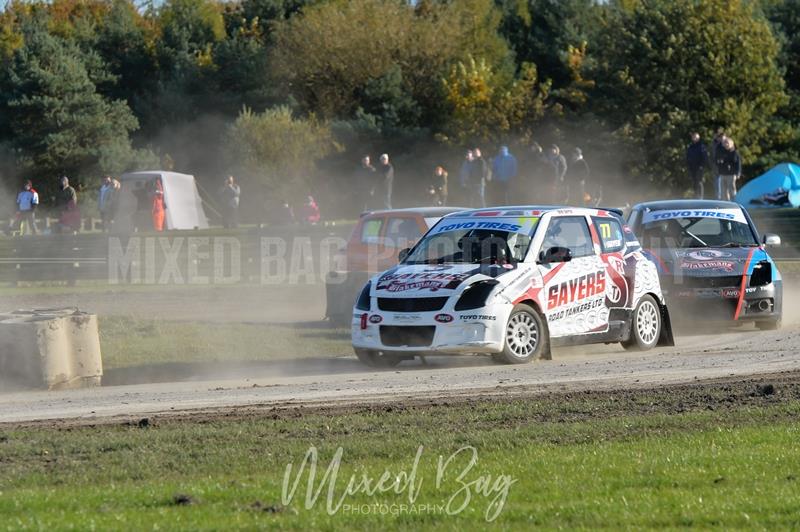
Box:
[1,379,799,529]
[99,316,351,370]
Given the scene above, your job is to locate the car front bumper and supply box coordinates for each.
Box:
[351,305,511,355]
[664,280,782,323]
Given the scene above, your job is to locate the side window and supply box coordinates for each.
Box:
[360,218,383,244]
[540,216,595,258]
[384,217,422,248]
[592,217,625,253]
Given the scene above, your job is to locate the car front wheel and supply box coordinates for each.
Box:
[622,294,662,351]
[495,304,547,364]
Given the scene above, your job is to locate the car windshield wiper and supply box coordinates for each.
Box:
[718,242,756,248]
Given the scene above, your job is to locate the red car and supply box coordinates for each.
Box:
[325,207,464,326]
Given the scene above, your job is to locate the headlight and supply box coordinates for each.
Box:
[454,280,499,311]
[355,282,371,311]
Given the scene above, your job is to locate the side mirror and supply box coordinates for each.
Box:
[398,248,411,262]
[763,233,781,246]
[539,246,572,264]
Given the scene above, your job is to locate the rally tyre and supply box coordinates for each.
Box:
[622,295,662,351]
[354,348,403,368]
[496,304,547,364]
[757,319,781,331]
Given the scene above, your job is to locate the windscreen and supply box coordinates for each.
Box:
[639,208,758,249]
[404,217,539,265]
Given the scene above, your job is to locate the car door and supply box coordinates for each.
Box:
[537,215,610,337]
[591,215,634,311]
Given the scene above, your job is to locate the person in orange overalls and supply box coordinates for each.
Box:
[151,178,165,231]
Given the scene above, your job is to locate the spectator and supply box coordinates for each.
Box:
[570,148,591,205]
[378,153,394,209]
[55,176,80,233]
[151,178,166,231]
[219,175,241,229]
[98,175,118,232]
[132,180,150,232]
[12,180,39,235]
[715,137,741,201]
[300,195,321,224]
[430,166,448,206]
[547,145,568,203]
[474,148,492,203]
[279,199,295,224]
[355,155,376,211]
[686,132,709,199]
[711,128,726,194]
[458,150,485,207]
[519,142,547,202]
[491,146,518,205]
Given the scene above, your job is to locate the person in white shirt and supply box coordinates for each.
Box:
[13,180,39,235]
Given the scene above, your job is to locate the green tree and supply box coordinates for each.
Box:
[759,0,800,165]
[441,57,550,144]
[0,22,151,196]
[496,0,599,109]
[269,0,511,123]
[225,106,338,200]
[590,0,787,189]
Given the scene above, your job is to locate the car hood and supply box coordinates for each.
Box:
[373,263,517,297]
[645,247,768,277]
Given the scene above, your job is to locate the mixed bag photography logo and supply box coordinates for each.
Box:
[281,445,517,522]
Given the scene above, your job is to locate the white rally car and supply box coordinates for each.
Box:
[351,206,674,366]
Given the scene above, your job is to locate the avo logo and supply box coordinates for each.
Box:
[435,314,454,323]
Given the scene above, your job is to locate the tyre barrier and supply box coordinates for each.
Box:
[0,308,102,390]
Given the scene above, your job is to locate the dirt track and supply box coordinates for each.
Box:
[1,323,798,425]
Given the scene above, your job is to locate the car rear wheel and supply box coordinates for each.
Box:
[622,295,661,351]
[354,348,404,367]
[495,304,547,364]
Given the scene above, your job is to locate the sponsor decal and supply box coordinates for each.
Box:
[680,260,735,272]
[548,298,605,321]
[376,270,472,292]
[682,249,732,261]
[368,314,383,324]
[547,271,607,310]
[435,221,523,233]
[435,313,454,323]
[459,314,497,321]
[722,287,759,298]
[393,314,421,322]
[642,208,747,224]
[722,288,739,298]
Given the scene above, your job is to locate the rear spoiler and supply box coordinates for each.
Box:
[600,207,625,218]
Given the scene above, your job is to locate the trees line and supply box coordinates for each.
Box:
[0,0,797,218]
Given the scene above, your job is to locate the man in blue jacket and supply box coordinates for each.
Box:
[491,146,518,205]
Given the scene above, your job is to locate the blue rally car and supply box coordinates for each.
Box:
[626,200,782,329]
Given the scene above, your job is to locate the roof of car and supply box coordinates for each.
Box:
[360,207,467,218]
[632,199,743,211]
[443,205,622,217]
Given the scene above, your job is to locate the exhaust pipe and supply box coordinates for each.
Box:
[758,300,770,312]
